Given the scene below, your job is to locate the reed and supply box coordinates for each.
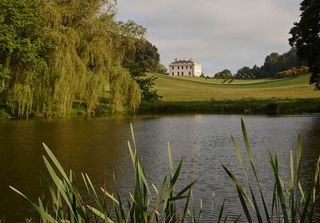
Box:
[10,124,196,223]
[9,121,320,222]
[223,119,320,222]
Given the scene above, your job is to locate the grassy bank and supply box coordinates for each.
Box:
[139,98,320,115]
[1,74,320,119]
[140,73,320,115]
[151,73,320,101]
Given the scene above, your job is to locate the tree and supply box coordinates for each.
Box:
[0,0,46,116]
[214,69,233,79]
[234,48,305,79]
[118,21,162,102]
[289,0,320,89]
[0,0,142,117]
[123,39,161,102]
[235,66,255,79]
[155,63,168,75]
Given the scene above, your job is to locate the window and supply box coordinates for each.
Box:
[172,72,174,75]
[178,66,180,69]
[178,72,180,76]
[189,72,191,75]
[182,72,184,76]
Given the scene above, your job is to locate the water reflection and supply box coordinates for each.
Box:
[300,116,320,188]
[0,115,319,221]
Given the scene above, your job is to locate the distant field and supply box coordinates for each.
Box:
[150,73,320,101]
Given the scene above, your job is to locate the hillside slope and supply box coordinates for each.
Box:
[150,74,320,101]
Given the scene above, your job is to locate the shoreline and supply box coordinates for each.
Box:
[139,98,320,115]
[1,98,319,120]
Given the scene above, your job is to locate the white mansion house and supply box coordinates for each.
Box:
[169,58,202,77]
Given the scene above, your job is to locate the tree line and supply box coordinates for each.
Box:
[214,0,319,87]
[234,48,306,79]
[213,48,307,80]
[0,0,162,118]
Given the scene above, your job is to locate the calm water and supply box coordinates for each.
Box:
[1,115,320,222]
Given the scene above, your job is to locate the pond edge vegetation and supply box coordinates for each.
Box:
[139,98,320,116]
[9,119,320,222]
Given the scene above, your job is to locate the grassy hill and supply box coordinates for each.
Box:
[150,73,320,101]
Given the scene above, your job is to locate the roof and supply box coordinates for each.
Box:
[170,58,198,65]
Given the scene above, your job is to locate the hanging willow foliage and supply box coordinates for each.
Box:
[0,0,142,118]
[109,66,141,113]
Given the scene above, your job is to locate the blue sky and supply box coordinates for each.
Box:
[116,0,301,75]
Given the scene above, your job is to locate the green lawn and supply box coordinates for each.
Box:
[150,73,320,101]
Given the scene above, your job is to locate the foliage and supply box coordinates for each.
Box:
[276,66,309,78]
[0,0,164,117]
[9,121,320,222]
[261,49,303,76]
[223,119,320,222]
[116,20,147,39]
[289,0,320,89]
[235,48,306,79]
[235,67,256,79]
[214,69,233,79]
[118,24,162,102]
[0,0,47,117]
[10,124,196,223]
[139,98,320,115]
[156,63,168,75]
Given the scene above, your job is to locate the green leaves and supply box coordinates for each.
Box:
[10,125,195,223]
[9,121,320,222]
[0,0,144,118]
[289,0,320,89]
[224,119,320,223]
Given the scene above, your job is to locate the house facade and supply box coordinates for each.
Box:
[169,59,202,77]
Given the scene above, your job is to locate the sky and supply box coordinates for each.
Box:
[116,0,302,75]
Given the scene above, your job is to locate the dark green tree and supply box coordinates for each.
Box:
[214,69,233,79]
[289,0,320,89]
[235,66,255,79]
[118,21,162,102]
[0,0,46,116]
[123,39,161,102]
[235,48,305,79]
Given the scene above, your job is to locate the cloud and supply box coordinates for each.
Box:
[116,0,301,75]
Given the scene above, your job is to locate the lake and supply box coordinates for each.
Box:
[1,114,320,222]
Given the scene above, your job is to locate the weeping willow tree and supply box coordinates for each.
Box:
[0,0,46,117]
[0,0,142,118]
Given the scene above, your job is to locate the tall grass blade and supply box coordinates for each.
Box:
[222,165,253,222]
[43,156,76,218]
[9,187,41,217]
[42,143,71,186]
[236,187,253,223]
[168,142,174,176]
[101,188,119,205]
[241,118,253,163]
[289,150,296,223]
[217,200,225,223]
[130,123,137,150]
[249,186,263,223]
[269,153,289,223]
[180,190,192,223]
[231,135,246,175]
